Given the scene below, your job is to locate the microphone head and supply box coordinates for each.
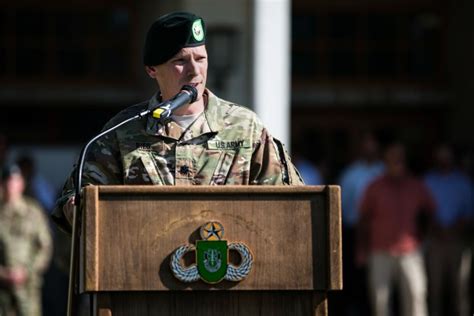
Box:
[181,85,198,103]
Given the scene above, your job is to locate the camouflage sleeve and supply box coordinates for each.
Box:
[51,132,123,233]
[29,203,53,275]
[249,128,304,185]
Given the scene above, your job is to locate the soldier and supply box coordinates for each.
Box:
[52,11,303,232]
[0,164,53,316]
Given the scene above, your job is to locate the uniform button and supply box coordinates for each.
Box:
[179,165,189,175]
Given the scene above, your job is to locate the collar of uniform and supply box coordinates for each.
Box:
[145,93,161,136]
[203,89,227,132]
[146,89,223,138]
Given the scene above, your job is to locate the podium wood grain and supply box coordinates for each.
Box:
[80,186,342,315]
[96,292,327,316]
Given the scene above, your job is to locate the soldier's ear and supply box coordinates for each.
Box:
[145,66,158,79]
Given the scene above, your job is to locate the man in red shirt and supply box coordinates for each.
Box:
[357,142,435,316]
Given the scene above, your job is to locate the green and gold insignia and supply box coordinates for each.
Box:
[170,221,253,284]
[192,19,204,41]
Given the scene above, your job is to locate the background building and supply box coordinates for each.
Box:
[2,0,472,185]
[1,1,473,315]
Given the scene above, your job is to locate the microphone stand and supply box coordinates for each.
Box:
[67,86,197,316]
[67,112,148,316]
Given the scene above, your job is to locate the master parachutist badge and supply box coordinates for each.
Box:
[170,221,253,284]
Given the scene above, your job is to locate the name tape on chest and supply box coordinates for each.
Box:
[136,142,152,151]
[207,140,250,150]
[135,140,250,151]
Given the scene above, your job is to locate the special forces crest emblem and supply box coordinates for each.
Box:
[170,221,253,284]
[192,19,204,41]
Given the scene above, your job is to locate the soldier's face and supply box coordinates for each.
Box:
[384,144,406,177]
[146,45,208,103]
[3,174,24,199]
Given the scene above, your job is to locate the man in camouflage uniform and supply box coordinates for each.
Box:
[52,11,303,232]
[0,165,53,316]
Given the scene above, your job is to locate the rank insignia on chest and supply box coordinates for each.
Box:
[170,221,253,284]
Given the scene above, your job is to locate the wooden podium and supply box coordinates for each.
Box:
[78,185,342,316]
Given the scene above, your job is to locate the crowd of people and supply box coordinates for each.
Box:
[0,135,68,316]
[318,134,473,316]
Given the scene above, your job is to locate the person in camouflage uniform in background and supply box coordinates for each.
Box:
[52,11,303,232]
[0,165,53,316]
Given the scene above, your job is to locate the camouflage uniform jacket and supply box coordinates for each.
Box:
[0,197,53,316]
[52,90,303,232]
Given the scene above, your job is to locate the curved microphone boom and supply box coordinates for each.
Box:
[74,84,197,204]
[67,84,197,316]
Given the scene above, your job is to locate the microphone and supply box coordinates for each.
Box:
[75,84,198,202]
[75,84,199,205]
[67,84,198,313]
[150,85,198,120]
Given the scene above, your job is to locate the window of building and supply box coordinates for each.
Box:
[0,5,135,84]
[292,1,444,84]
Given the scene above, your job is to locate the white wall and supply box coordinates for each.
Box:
[253,0,291,146]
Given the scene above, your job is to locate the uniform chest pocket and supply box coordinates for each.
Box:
[141,151,179,185]
[199,140,251,185]
[208,150,237,185]
[193,149,237,185]
[122,149,171,185]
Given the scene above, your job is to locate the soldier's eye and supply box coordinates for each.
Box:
[173,58,185,64]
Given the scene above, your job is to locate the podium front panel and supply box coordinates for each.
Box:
[80,186,341,293]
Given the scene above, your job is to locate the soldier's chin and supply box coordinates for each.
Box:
[195,88,206,102]
[193,95,203,104]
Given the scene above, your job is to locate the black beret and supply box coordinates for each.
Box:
[1,163,21,181]
[143,12,206,66]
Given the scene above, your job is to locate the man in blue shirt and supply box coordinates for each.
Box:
[337,132,384,315]
[424,144,473,316]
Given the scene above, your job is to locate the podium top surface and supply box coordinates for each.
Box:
[94,185,328,194]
